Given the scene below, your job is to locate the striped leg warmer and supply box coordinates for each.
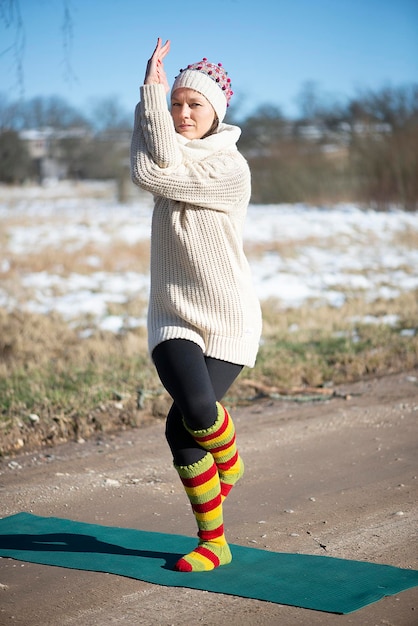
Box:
[185,402,244,500]
[174,452,232,572]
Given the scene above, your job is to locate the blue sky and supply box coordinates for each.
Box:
[1,0,417,119]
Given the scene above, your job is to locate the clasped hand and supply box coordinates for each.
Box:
[144,37,171,94]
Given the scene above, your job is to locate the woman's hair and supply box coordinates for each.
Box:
[201,115,219,139]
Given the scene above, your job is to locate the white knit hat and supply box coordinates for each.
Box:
[171,58,233,123]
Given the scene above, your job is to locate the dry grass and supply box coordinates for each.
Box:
[244,226,414,264]
[392,228,418,249]
[4,240,150,276]
[0,308,161,455]
[1,182,417,455]
[239,291,418,393]
[1,289,417,456]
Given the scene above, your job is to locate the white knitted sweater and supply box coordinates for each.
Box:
[130,84,262,367]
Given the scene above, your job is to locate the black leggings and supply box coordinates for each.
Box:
[152,339,243,466]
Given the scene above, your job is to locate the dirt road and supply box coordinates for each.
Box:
[1,372,417,625]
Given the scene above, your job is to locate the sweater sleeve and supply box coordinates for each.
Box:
[135,84,182,169]
[130,85,250,212]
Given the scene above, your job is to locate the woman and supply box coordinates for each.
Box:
[130,38,262,572]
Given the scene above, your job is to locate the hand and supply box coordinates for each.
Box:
[144,37,171,93]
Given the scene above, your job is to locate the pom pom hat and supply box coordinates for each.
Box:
[171,58,233,123]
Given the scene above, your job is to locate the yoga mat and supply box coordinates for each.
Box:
[0,513,417,615]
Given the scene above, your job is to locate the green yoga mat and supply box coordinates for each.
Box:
[0,513,417,614]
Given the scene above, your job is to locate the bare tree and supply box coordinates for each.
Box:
[343,85,418,210]
[90,97,132,134]
[0,0,25,94]
[22,96,88,129]
[296,81,323,121]
[0,0,75,95]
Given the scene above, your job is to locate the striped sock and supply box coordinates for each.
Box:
[174,452,232,572]
[185,403,244,500]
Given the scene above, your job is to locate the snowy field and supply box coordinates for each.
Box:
[1,181,418,334]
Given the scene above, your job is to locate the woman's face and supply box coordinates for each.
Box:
[171,88,216,139]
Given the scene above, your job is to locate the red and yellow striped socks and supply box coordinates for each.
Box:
[185,402,244,500]
[174,452,232,572]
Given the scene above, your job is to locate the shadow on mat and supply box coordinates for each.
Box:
[0,533,182,570]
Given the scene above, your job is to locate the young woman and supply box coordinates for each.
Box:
[131,38,262,572]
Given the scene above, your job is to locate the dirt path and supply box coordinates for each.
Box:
[1,371,417,625]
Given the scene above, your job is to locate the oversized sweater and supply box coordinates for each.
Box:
[130,84,262,367]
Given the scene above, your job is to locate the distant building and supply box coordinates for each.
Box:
[19,127,90,182]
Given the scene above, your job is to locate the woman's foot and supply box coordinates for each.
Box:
[175,540,232,572]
